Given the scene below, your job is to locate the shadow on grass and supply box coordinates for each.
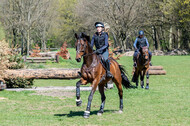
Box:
[54,110,116,118]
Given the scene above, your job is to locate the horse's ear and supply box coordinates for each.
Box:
[81,33,90,42]
[81,32,85,38]
[75,33,79,39]
[86,35,90,42]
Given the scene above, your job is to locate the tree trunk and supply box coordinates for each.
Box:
[152,26,158,50]
[27,29,30,56]
[177,29,181,48]
[169,25,173,50]
[3,68,81,80]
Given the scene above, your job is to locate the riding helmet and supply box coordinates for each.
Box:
[139,30,144,36]
[95,22,104,28]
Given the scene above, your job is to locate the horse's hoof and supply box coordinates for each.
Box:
[97,111,103,116]
[97,112,103,116]
[115,110,123,114]
[76,99,82,107]
[83,111,90,118]
[145,85,149,90]
[118,110,123,114]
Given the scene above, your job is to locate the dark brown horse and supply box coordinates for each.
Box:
[75,33,130,118]
[132,46,150,89]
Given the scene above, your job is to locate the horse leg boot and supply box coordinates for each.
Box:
[97,85,106,116]
[84,83,98,118]
[76,80,82,106]
[105,59,113,78]
[145,71,149,89]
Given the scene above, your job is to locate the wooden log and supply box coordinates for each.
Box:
[4,68,81,80]
[149,66,163,70]
[149,70,166,75]
[23,56,57,63]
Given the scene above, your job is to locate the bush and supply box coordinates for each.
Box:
[6,78,34,88]
[7,54,25,69]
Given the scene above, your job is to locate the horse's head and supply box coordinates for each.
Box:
[74,33,90,62]
[139,46,149,60]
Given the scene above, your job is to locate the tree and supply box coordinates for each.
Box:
[0,0,56,55]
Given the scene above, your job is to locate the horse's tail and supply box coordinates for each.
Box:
[119,65,131,88]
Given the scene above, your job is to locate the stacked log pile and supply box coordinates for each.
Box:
[149,66,166,75]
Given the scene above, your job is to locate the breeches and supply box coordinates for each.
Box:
[101,49,109,61]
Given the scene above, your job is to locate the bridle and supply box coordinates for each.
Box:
[139,47,149,66]
[76,38,95,57]
[76,38,86,53]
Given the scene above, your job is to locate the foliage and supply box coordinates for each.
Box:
[0,22,5,40]
[7,54,25,69]
[5,78,34,88]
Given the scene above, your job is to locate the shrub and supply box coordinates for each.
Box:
[6,78,34,88]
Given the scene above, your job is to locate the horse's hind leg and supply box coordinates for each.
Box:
[97,84,106,116]
[113,78,123,113]
[145,70,149,89]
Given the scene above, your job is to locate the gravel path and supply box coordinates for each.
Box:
[5,86,95,92]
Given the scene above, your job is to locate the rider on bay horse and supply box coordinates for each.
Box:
[133,30,152,67]
[91,22,113,78]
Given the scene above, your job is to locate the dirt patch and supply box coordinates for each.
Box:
[32,90,75,100]
[0,97,8,101]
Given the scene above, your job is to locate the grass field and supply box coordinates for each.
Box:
[0,50,190,125]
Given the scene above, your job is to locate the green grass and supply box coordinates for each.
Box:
[0,55,190,125]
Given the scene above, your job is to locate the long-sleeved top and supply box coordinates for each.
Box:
[133,36,149,50]
[91,32,109,53]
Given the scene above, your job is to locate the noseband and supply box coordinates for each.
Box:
[76,38,95,57]
[76,38,87,53]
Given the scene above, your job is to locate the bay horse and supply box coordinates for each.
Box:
[75,33,130,118]
[132,46,150,89]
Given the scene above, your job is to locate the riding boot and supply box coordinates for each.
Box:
[106,60,113,78]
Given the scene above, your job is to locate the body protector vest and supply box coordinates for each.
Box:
[94,32,108,53]
[136,37,147,49]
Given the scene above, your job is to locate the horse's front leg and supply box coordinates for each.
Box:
[76,78,87,106]
[97,83,106,116]
[145,70,149,89]
[84,79,99,118]
[140,71,145,88]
